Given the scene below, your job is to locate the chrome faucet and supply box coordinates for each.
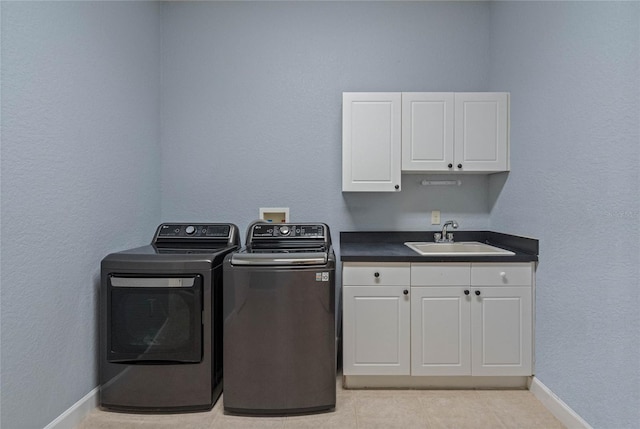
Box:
[435,220,458,243]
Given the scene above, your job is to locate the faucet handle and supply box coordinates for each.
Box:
[447,233,454,242]
[434,233,442,242]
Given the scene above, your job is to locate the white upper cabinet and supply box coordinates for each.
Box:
[342,92,402,192]
[402,92,509,173]
[454,93,509,173]
[344,92,509,189]
[402,92,455,172]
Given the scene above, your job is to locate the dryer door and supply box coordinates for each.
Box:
[107,275,203,363]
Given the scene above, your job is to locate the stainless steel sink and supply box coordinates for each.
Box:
[404,241,515,256]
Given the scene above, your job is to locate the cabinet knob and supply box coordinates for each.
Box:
[394,184,399,190]
[500,272,506,278]
[374,272,380,278]
[403,289,409,295]
[458,164,463,169]
[448,163,453,168]
[464,290,470,295]
[475,290,481,296]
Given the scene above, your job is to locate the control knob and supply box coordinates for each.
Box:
[279,225,291,236]
[185,225,196,235]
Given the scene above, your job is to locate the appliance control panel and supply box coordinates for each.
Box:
[156,224,232,239]
[251,224,325,239]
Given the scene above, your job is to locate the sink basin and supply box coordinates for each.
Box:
[404,241,515,256]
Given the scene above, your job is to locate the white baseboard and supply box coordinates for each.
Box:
[44,387,98,429]
[529,377,592,429]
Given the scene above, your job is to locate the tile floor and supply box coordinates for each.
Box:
[76,378,566,429]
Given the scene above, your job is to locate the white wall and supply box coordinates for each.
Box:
[488,2,640,428]
[0,2,161,428]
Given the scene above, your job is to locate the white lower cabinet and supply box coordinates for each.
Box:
[469,262,533,376]
[342,263,411,375]
[411,286,471,375]
[471,285,532,376]
[343,262,534,379]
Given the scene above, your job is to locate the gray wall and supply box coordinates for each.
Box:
[0,2,161,428]
[1,2,638,428]
[488,2,640,428]
[160,1,495,234]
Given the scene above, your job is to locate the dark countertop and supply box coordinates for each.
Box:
[340,231,538,263]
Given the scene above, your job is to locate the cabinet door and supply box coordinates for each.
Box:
[343,286,410,375]
[401,92,454,172]
[454,92,509,172]
[342,92,402,192]
[471,286,532,376]
[411,287,471,376]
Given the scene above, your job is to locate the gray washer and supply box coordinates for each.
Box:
[223,223,336,415]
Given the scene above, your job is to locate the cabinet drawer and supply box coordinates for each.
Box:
[471,263,532,286]
[343,263,410,286]
[411,263,470,286]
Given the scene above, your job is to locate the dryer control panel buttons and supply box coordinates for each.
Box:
[157,224,232,239]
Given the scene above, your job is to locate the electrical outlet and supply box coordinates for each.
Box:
[431,210,441,225]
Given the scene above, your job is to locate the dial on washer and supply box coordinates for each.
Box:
[279,226,290,236]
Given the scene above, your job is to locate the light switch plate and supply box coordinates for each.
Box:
[431,210,441,225]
